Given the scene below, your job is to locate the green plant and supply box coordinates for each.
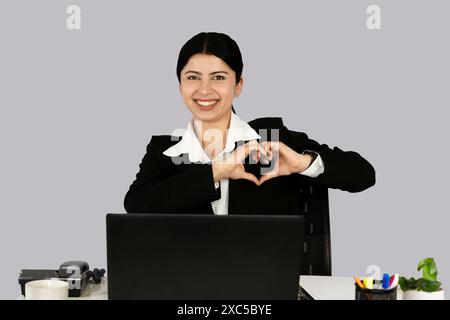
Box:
[399,257,442,292]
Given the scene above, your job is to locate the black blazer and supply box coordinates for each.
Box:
[124,117,376,215]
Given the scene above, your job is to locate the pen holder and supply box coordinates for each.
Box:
[355,283,397,300]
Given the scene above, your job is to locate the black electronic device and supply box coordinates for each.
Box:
[18,261,105,297]
[107,214,305,300]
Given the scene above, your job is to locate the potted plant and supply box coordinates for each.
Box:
[399,257,444,300]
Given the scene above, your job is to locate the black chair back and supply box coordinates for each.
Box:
[298,181,332,276]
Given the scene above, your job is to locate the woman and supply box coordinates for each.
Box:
[124,32,375,215]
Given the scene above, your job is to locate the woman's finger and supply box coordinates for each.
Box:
[250,149,258,163]
[232,141,259,164]
[269,141,280,153]
[242,172,260,186]
[259,141,271,163]
[259,170,276,185]
[244,141,259,163]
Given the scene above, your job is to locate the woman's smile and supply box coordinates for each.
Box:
[194,99,220,110]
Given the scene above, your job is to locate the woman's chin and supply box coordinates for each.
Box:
[193,112,217,122]
[191,108,218,118]
[188,105,232,122]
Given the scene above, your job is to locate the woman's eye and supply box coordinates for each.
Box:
[213,75,225,80]
[187,76,199,80]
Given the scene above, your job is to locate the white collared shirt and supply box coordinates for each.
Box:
[163,113,324,215]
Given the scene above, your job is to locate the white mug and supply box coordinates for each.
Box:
[25,280,69,300]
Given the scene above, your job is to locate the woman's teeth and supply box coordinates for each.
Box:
[196,100,218,107]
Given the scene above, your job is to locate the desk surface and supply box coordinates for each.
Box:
[19,276,403,300]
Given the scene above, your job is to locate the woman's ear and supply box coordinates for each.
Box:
[235,77,244,97]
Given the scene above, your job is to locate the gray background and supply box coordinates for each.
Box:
[1,0,449,299]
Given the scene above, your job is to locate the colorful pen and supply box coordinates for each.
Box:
[382,273,390,289]
[389,273,399,289]
[389,274,395,287]
[363,277,373,289]
[354,276,365,289]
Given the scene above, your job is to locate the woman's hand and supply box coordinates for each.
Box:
[258,141,313,185]
[212,141,261,185]
[211,140,313,186]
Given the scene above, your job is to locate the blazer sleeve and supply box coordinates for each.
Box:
[285,127,376,193]
[124,136,220,213]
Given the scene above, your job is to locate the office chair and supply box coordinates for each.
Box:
[298,180,332,276]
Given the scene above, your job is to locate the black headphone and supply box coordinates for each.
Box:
[85,268,105,284]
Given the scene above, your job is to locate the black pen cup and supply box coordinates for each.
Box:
[355,283,397,300]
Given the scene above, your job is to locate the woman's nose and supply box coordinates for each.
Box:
[197,79,213,93]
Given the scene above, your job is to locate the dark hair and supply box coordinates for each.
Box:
[176,32,243,114]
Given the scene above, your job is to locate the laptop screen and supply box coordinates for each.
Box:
[106,213,305,299]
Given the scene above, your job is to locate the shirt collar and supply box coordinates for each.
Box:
[163,112,261,163]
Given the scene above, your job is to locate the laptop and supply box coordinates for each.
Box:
[106,213,305,300]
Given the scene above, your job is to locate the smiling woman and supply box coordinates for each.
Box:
[123,32,376,215]
[180,54,238,123]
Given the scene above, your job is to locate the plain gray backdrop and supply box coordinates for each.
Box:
[1,0,449,299]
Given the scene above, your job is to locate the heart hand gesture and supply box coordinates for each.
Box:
[212,141,313,186]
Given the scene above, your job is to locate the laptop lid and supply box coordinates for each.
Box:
[106,213,304,299]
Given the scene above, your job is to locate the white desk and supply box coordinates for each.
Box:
[300,276,355,300]
[19,276,403,300]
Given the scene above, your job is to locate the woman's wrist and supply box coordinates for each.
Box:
[212,160,228,182]
[296,153,313,173]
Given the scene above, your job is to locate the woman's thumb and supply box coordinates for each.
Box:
[241,172,260,186]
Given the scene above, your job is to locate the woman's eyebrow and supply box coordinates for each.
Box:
[184,70,229,75]
[210,71,229,75]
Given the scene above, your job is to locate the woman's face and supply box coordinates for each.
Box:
[179,53,243,123]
